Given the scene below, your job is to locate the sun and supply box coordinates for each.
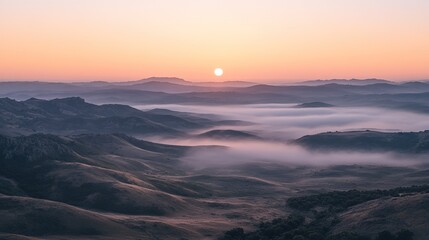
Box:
[214,68,223,77]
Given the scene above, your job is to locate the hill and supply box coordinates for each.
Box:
[0,133,194,213]
[0,97,229,136]
[121,80,256,93]
[125,81,213,93]
[298,78,394,86]
[294,102,334,108]
[120,77,193,86]
[0,133,291,239]
[294,130,429,153]
[221,185,429,240]
[334,193,429,240]
[197,129,261,140]
[0,195,139,238]
[0,133,207,238]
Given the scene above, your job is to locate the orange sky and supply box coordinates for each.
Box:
[1,0,428,82]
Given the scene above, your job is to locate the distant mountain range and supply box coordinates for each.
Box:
[73,77,257,89]
[2,77,429,97]
[3,78,429,115]
[296,78,394,86]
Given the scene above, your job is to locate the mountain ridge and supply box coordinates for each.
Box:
[0,97,232,136]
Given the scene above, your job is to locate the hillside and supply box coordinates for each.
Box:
[0,133,293,239]
[295,130,429,153]
[221,185,429,240]
[334,193,429,240]
[0,133,205,238]
[0,133,194,213]
[294,102,334,108]
[0,97,229,136]
[197,129,262,140]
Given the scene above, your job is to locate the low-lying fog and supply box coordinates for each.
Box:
[136,104,429,168]
[183,140,425,169]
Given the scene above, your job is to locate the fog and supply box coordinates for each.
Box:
[137,104,429,168]
[138,104,429,140]
[162,138,422,169]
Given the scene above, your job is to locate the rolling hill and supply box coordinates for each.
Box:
[0,133,289,239]
[0,97,234,136]
[294,102,334,108]
[197,129,262,140]
[295,130,429,153]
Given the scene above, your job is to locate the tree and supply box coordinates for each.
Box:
[396,229,414,240]
[220,228,245,240]
[292,235,305,240]
[327,232,370,240]
[308,232,324,240]
[376,231,395,240]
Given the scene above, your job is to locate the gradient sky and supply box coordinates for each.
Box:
[1,0,428,82]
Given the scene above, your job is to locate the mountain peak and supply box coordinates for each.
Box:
[137,77,191,85]
[52,97,86,104]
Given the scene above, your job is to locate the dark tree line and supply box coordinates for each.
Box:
[219,185,424,240]
[219,214,414,240]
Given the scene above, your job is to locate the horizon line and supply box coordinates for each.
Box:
[1,76,429,84]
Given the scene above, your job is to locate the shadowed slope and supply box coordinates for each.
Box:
[0,134,195,216]
[0,97,227,136]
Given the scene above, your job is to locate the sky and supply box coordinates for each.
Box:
[1,0,428,82]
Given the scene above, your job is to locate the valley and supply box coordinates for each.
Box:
[1,79,429,239]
